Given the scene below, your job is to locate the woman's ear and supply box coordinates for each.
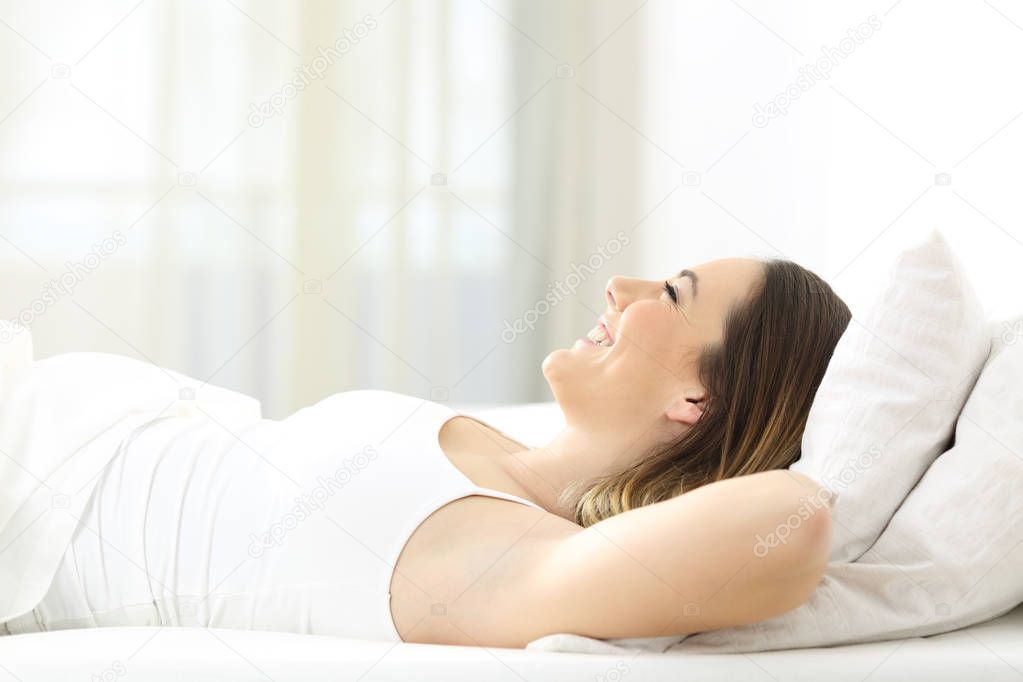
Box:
[666,394,706,426]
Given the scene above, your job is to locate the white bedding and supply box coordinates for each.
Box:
[2,605,1022,682]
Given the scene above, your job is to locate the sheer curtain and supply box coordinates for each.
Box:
[0,1,644,417]
[0,1,300,415]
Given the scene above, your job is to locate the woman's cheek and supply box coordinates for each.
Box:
[608,347,656,399]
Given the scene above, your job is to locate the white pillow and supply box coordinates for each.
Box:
[791,229,989,562]
[677,315,1023,652]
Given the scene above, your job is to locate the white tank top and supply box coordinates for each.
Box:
[0,390,545,640]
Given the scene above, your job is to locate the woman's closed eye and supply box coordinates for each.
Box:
[663,280,680,306]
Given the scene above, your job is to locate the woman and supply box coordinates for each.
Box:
[0,257,850,648]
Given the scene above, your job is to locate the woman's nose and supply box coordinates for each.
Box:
[607,276,661,312]
[605,276,637,312]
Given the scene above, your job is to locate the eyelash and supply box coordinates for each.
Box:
[663,280,679,305]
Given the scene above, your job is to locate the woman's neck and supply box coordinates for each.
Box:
[445,416,646,523]
[496,426,643,522]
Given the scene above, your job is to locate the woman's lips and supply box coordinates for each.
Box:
[599,318,616,344]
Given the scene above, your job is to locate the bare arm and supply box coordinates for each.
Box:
[530,469,830,641]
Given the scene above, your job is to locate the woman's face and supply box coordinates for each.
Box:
[543,258,764,446]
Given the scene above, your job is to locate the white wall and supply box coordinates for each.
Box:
[633,0,1023,319]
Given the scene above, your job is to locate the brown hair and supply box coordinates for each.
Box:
[572,259,851,527]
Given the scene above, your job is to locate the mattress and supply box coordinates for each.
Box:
[2,604,1021,682]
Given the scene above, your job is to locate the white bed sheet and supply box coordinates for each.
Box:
[1,604,1021,682]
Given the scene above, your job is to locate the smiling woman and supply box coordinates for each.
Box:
[547,258,852,526]
[0,256,849,648]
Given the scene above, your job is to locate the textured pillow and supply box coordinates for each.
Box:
[790,229,989,562]
[677,315,1023,652]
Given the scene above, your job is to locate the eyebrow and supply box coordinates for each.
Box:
[677,269,698,298]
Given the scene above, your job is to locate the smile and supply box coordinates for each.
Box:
[586,321,615,347]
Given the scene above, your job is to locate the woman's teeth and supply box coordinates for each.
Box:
[587,324,613,347]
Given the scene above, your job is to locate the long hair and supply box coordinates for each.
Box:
[572,259,851,527]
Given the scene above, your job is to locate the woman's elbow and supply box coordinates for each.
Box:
[788,496,832,608]
[760,475,833,616]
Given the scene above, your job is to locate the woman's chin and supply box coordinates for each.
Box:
[541,349,565,378]
[543,339,602,388]
[544,338,598,370]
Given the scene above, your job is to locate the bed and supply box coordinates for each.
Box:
[2,604,1021,681]
[3,398,1022,681]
